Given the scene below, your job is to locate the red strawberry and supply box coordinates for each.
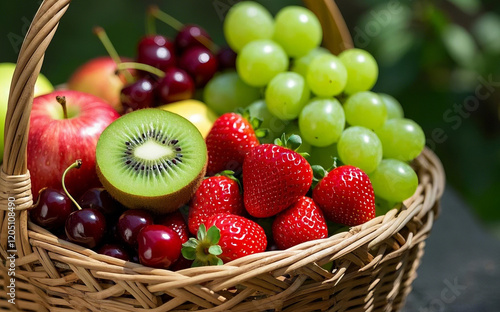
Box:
[243,135,313,218]
[205,112,261,176]
[272,196,328,250]
[312,165,375,226]
[188,172,244,235]
[182,213,267,266]
[158,211,190,243]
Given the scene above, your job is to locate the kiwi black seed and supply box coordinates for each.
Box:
[95,108,207,213]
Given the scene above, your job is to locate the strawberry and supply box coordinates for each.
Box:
[187,171,244,235]
[205,112,263,176]
[158,211,190,243]
[272,196,328,250]
[243,134,313,218]
[312,165,375,226]
[182,213,267,266]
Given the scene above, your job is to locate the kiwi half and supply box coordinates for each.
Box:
[96,108,207,213]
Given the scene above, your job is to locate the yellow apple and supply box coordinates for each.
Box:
[0,62,54,163]
[157,100,218,138]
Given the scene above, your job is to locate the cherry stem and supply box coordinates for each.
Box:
[148,5,183,31]
[116,62,165,78]
[146,8,157,35]
[56,96,68,119]
[148,5,219,52]
[62,160,83,210]
[93,26,134,84]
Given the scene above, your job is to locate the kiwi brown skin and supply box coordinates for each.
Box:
[96,158,207,214]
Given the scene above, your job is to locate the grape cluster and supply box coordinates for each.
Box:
[206,2,426,206]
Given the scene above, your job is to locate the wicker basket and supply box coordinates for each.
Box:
[0,0,445,311]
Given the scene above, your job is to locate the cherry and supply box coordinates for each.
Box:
[60,160,107,249]
[97,243,130,261]
[155,67,195,104]
[178,46,218,87]
[117,209,153,247]
[216,46,237,71]
[30,188,76,230]
[78,187,124,217]
[158,211,190,243]
[175,24,212,53]
[121,77,157,113]
[136,35,176,71]
[65,208,107,249]
[137,224,182,269]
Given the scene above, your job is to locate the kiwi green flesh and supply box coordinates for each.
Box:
[96,108,207,212]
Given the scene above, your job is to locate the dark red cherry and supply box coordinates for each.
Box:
[117,209,153,247]
[121,78,157,113]
[136,35,176,70]
[137,224,182,269]
[30,188,76,230]
[158,211,190,243]
[156,67,194,104]
[97,244,130,261]
[78,187,123,217]
[178,46,218,87]
[175,24,212,53]
[216,46,237,71]
[65,208,106,249]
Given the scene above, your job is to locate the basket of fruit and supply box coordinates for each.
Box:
[1,0,445,311]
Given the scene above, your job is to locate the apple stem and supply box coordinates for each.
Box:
[93,26,134,84]
[116,62,166,78]
[62,160,83,210]
[148,5,219,52]
[56,96,68,119]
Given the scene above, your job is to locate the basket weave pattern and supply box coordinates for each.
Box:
[0,0,445,311]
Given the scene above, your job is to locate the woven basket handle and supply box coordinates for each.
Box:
[0,0,351,204]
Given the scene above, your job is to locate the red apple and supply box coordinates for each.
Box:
[67,56,131,114]
[28,90,120,200]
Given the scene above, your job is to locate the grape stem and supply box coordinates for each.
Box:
[93,26,134,84]
[62,160,83,210]
[116,62,166,78]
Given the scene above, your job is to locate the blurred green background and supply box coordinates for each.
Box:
[1,0,499,235]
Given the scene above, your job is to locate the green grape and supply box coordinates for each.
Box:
[375,118,425,161]
[375,196,398,216]
[265,72,310,120]
[344,91,387,130]
[307,143,338,169]
[291,47,330,77]
[273,6,322,57]
[223,1,274,52]
[379,93,404,119]
[236,40,289,87]
[369,159,418,202]
[203,71,261,115]
[299,98,345,147]
[306,54,347,97]
[339,48,378,95]
[337,126,382,173]
[247,99,289,143]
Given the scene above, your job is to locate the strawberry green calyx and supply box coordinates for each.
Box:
[181,224,223,267]
[235,108,268,139]
[274,133,309,158]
